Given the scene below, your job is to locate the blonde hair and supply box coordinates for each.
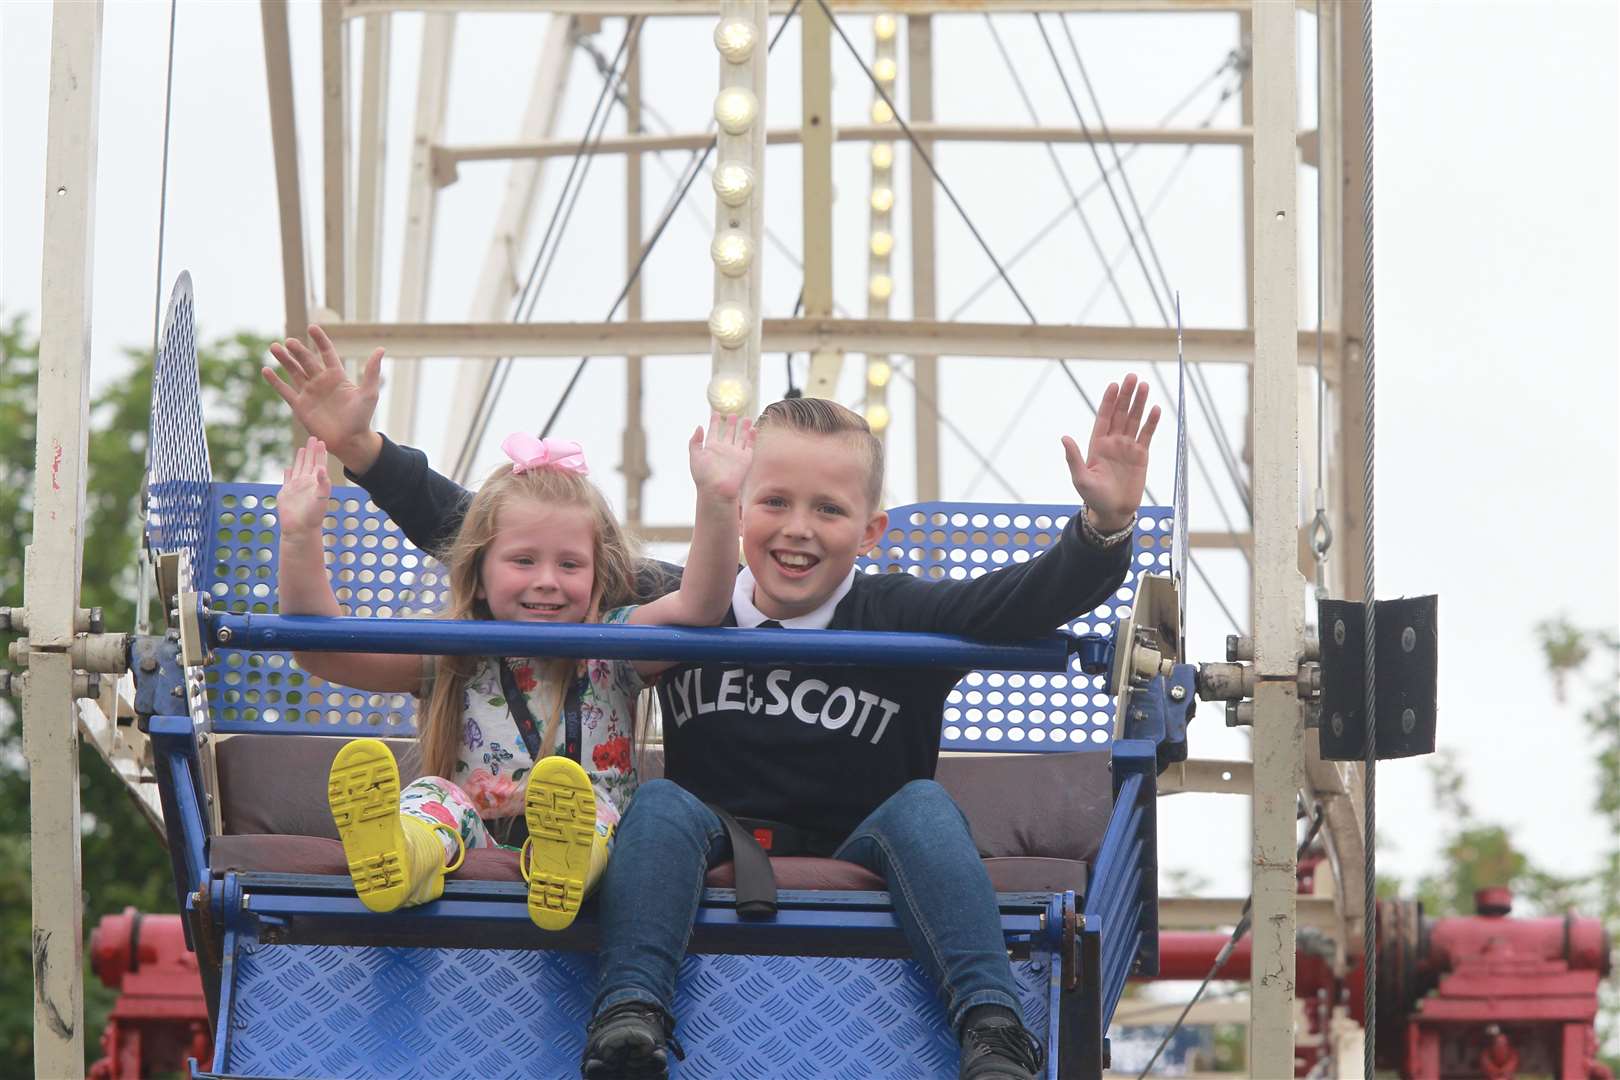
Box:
[755,397,886,509]
[417,462,642,781]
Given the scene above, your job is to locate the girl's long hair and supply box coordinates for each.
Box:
[417,462,642,781]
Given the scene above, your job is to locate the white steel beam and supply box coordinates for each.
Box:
[801,0,841,398]
[322,0,352,317]
[1248,2,1303,1074]
[322,319,1334,367]
[1161,895,1337,934]
[261,0,310,338]
[354,13,392,323]
[345,1,1255,15]
[621,46,648,528]
[1158,758,1254,796]
[388,13,456,441]
[25,2,104,1072]
[434,122,1253,174]
[908,13,940,500]
[444,15,574,479]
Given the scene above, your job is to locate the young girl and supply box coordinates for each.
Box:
[276,417,752,930]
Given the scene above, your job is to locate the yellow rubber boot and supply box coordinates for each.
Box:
[521,756,598,930]
[328,738,464,912]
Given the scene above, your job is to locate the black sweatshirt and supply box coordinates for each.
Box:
[349,435,1130,837]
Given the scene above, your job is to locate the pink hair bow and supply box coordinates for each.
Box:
[501,433,589,476]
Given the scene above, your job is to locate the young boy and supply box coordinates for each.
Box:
[263,330,1159,1080]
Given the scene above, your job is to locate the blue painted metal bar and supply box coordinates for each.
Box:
[1085,776,1144,889]
[148,715,208,902]
[237,889,1051,939]
[209,612,1075,671]
[213,874,248,1075]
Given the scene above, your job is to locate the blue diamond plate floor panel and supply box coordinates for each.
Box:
[221,944,1054,1078]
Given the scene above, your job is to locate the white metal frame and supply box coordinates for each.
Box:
[25,3,105,1074]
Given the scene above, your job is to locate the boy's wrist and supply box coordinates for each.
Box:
[1081,506,1136,546]
[694,490,741,513]
[332,430,384,476]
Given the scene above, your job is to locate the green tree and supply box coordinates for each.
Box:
[1408,751,1532,917]
[1,313,288,1072]
[1537,617,1620,1068]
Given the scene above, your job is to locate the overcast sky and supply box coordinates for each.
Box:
[3,1,1617,906]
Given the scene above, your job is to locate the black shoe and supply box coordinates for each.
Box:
[959,1015,1045,1080]
[580,1001,685,1079]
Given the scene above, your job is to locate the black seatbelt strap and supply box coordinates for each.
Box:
[498,660,583,763]
[707,805,778,919]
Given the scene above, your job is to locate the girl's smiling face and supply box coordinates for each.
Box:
[475,498,597,623]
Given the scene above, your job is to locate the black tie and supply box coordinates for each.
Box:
[758,619,782,629]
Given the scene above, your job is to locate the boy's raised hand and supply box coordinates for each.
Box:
[688,413,755,502]
[278,437,333,537]
[262,325,384,474]
[1062,373,1160,533]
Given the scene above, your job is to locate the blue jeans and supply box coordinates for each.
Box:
[594,778,1021,1032]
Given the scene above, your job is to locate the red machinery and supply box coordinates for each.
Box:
[87,908,212,1080]
[1154,884,1613,1079]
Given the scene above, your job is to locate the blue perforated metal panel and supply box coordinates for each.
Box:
[860,503,1173,752]
[203,482,445,736]
[219,944,1055,1079]
[146,272,212,585]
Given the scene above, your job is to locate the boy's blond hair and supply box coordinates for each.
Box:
[754,397,886,510]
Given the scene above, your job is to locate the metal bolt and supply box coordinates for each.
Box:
[1169,684,1187,702]
[88,607,104,634]
[1333,619,1346,646]
[171,686,185,698]
[1401,627,1416,653]
[216,627,232,645]
[1401,707,1416,734]
[139,656,159,674]
[1225,701,1254,727]
[1331,712,1344,737]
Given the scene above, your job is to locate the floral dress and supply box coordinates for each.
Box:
[399,606,645,852]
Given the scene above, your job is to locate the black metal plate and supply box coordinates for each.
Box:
[1317,595,1438,760]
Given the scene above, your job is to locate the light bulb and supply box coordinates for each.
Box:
[707,376,751,415]
[869,274,893,301]
[709,303,751,349]
[874,14,897,41]
[711,231,753,277]
[867,360,892,388]
[869,230,894,258]
[866,402,891,431]
[870,187,894,213]
[871,143,894,169]
[713,163,755,207]
[871,99,894,125]
[715,87,759,135]
[713,19,757,63]
[873,58,897,83]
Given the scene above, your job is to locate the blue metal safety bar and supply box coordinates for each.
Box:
[208,611,1077,671]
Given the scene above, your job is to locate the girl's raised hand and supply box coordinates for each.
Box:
[1062,373,1160,533]
[278,436,333,537]
[688,413,755,502]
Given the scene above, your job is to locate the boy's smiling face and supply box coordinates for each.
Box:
[741,428,888,621]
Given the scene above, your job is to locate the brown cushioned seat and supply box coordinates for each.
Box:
[212,734,1112,897]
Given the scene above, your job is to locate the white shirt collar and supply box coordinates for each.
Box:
[731,565,857,629]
